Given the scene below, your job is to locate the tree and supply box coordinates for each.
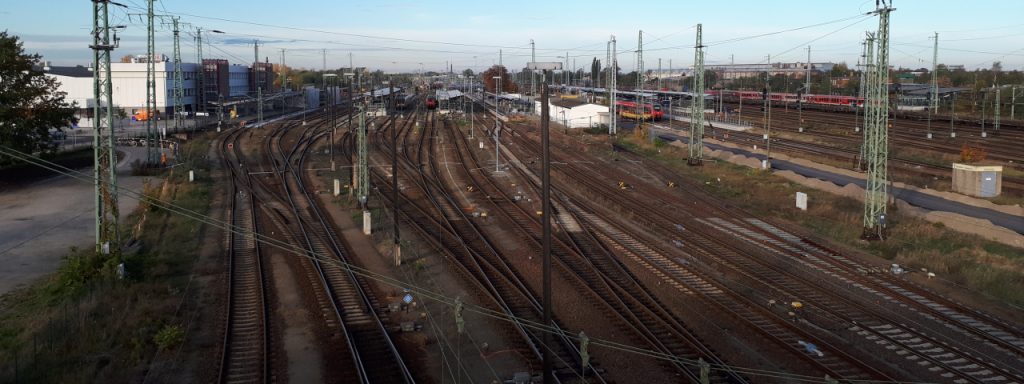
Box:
[590,57,601,87]
[462,68,474,78]
[830,63,849,77]
[0,31,76,164]
[480,65,518,93]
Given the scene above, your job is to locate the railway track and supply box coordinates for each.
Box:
[214,113,414,384]
[217,127,270,384]
[489,108,887,381]
[602,141,1024,382]
[717,99,1024,166]
[475,97,1024,382]
[269,117,415,383]
[458,105,748,382]
[713,128,1024,196]
[363,109,604,382]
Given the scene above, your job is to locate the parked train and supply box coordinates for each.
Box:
[425,96,438,110]
[395,93,417,110]
[708,90,864,108]
[615,100,663,121]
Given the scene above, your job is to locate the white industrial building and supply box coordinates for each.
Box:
[534,99,609,128]
[44,59,224,128]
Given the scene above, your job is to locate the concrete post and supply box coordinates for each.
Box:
[362,210,372,235]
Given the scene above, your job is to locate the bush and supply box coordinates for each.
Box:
[153,324,184,350]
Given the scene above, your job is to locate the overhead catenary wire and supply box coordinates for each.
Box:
[0,139,945,384]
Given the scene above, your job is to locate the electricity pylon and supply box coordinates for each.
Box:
[357,108,369,205]
[609,35,618,135]
[145,0,156,162]
[688,24,705,165]
[195,27,205,121]
[171,17,184,134]
[863,2,895,239]
[90,0,121,255]
[635,30,646,139]
[858,33,875,171]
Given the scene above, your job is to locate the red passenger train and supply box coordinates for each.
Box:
[709,90,864,108]
[425,96,438,110]
[615,100,664,120]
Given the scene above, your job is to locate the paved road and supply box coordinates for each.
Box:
[0,146,161,295]
[655,131,1024,235]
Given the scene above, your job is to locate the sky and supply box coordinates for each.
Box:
[4,0,1024,73]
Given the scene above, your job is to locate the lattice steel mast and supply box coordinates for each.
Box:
[863,2,894,239]
[858,33,875,171]
[927,32,938,138]
[145,0,156,162]
[688,24,705,165]
[90,0,121,255]
[635,30,645,139]
[171,17,184,134]
[357,108,369,205]
[531,39,536,96]
[609,35,617,135]
[195,27,205,124]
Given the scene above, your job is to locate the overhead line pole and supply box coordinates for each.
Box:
[927,32,938,139]
[280,48,287,92]
[172,17,184,134]
[688,24,705,166]
[90,0,121,257]
[389,80,400,266]
[863,1,895,239]
[195,27,206,129]
[145,0,156,163]
[859,33,875,171]
[528,60,561,384]
[805,46,811,96]
[764,53,772,169]
[610,35,617,135]
[531,39,536,96]
[635,30,645,139]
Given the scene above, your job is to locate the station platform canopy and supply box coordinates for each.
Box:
[363,87,404,98]
[435,89,464,101]
[562,86,709,100]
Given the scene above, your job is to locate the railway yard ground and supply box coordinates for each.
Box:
[2,100,1024,383]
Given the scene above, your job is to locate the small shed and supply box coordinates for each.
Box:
[533,99,609,129]
[951,163,1002,198]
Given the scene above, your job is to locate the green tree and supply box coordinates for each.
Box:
[462,68,474,78]
[0,31,76,164]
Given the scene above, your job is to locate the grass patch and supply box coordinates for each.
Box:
[0,134,215,383]
[616,135,1024,307]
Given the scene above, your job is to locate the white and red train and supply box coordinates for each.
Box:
[707,90,864,108]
